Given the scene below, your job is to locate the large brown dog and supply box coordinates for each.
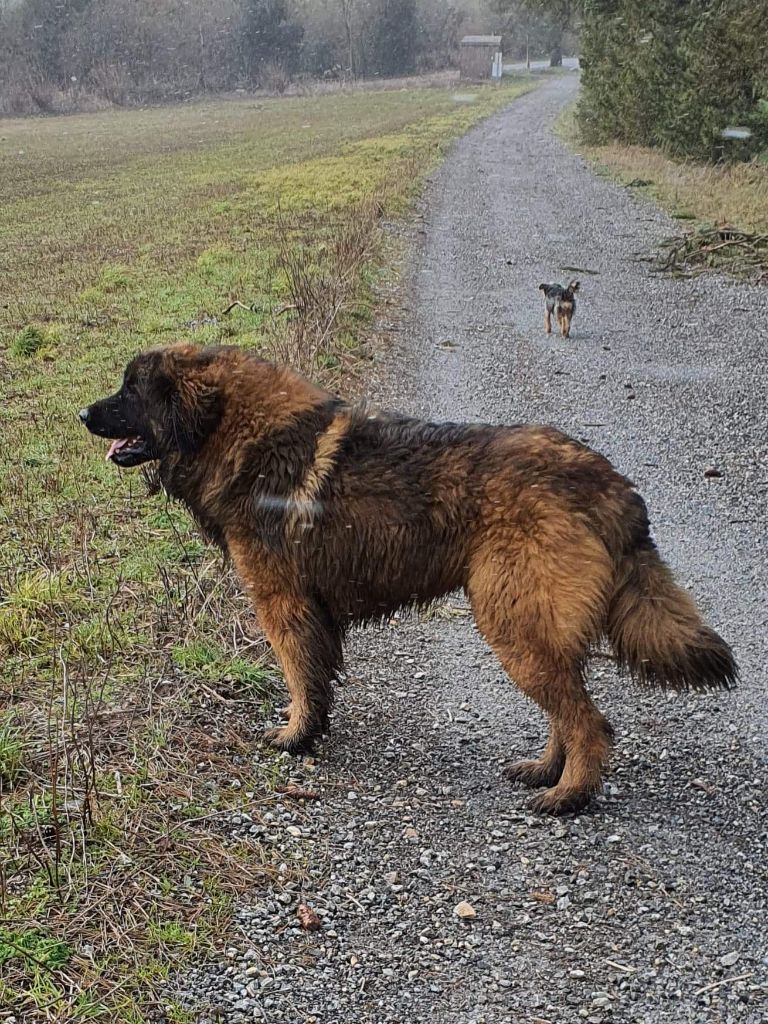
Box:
[80,344,737,815]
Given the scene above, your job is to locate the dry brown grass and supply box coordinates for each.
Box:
[585,142,768,233]
[558,105,768,235]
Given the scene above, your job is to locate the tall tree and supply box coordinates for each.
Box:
[241,0,304,79]
[368,0,419,77]
[487,0,575,63]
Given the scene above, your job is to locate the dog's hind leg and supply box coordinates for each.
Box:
[484,640,611,814]
[544,309,552,334]
[257,592,342,754]
[504,717,565,789]
[468,522,613,815]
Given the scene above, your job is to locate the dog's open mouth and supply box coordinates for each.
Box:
[105,436,153,467]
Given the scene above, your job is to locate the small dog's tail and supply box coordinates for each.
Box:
[606,541,737,691]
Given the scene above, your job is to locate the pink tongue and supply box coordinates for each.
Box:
[106,438,128,462]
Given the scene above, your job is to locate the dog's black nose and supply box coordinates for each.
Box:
[78,408,90,425]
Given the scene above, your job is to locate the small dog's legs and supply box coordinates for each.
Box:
[544,309,552,334]
[557,302,574,338]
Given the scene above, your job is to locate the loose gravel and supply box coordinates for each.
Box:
[171,74,768,1024]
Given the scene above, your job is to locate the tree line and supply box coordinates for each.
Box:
[566,0,767,162]
[0,0,570,115]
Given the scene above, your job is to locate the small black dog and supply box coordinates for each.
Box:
[539,280,580,338]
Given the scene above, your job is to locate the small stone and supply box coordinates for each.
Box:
[454,901,477,919]
[704,467,723,479]
[720,951,740,967]
[569,968,587,979]
[297,903,321,932]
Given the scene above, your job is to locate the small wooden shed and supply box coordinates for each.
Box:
[459,35,503,82]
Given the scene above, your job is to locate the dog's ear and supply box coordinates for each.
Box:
[568,280,580,293]
[154,350,223,455]
[168,378,222,455]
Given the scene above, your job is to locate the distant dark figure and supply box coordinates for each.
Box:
[539,280,580,338]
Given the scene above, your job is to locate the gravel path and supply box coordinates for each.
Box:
[177,74,768,1024]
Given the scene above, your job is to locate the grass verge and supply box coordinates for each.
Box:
[0,78,535,1022]
[558,106,768,279]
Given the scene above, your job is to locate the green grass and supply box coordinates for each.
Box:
[0,78,536,1021]
[0,718,25,785]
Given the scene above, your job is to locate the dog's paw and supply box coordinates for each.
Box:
[528,786,591,817]
[279,702,293,722]
[504,758,564,790]
[262,726,315,755]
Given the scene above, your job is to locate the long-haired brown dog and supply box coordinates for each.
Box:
[80,345,737,815]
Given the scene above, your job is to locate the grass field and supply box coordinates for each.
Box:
[0,79,535,1022]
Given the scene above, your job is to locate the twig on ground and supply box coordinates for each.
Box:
[221,299,297,317]
[655,226,768,281]
[694,972,754,997]
[274,785,322,801]
[221,300,259,315]
[605,959,637,973]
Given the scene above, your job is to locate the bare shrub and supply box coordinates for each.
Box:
[88,62,132,106]
[258,60,293,95]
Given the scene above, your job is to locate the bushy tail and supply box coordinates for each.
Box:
[607,542,738,691]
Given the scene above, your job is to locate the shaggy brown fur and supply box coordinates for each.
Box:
[80,345,738,815]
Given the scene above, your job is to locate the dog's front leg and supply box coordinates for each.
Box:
[257,591,341,753]
[228,537,341,753]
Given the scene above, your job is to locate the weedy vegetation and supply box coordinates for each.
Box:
[0,79,534,1021]
[558,106,768,281]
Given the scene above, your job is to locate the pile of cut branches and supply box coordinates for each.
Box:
[655,225,768,282]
